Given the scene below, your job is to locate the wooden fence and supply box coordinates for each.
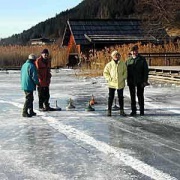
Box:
[141,53,180,66]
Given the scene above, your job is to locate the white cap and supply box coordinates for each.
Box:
[111,50,118,58]
[28,53,36,60]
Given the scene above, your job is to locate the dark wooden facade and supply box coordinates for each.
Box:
[61,19,169,54]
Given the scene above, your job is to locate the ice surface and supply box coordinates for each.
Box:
[0,69,179,180]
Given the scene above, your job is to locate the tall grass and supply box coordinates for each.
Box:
[0,44,68,69]
[78,42,180,76]
[0,42,179,74]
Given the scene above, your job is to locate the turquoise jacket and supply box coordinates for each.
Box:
[21,60,39,91]
[103,59,127,89]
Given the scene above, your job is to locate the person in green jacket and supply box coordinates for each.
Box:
[103,50,127,116]
[21,54,39,117]
[126,45,149,116]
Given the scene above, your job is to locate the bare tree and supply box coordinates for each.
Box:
[135,0,180,41]
[135,0,180,26]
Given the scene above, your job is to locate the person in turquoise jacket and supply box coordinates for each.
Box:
[126,45,149,116]
[21,54,39,117]
[103,50,127,116]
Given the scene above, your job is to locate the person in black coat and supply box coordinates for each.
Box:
[126,45,149,116]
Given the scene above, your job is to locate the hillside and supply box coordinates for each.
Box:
[0,0,179,45]
[0,0,136,45]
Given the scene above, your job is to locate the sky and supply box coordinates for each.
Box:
[0,0,83,38]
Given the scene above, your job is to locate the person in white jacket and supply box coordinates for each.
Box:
[103,50,127,116]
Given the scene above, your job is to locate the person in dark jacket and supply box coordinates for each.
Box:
[35,49,54,111]
[126,45,149,116]
[21,54,39,117]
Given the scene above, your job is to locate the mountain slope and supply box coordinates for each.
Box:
[0,0,136,45]
[2,0,179,46]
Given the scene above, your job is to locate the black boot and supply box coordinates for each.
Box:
[22,111,32,118]
[107,109,111,116]
[29,109,36,116]
[107,99,113,116]
[130,111,136,116]
[22,104,32,117]
[120,110,126,116]
[44,103,53,111]
[39,101,44,111]
[130,104,137,116]
[140,109,144,116]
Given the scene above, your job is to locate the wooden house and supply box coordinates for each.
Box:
[61,19,169,54]
[30,38,54,45]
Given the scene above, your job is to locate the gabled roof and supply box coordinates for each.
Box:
[61,19,167,46]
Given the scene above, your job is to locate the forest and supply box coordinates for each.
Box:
[0,0,179,45]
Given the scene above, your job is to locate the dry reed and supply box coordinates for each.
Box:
[0,42,179,76]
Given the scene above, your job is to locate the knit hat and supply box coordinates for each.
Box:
[111,50,118,58]
[131,45,138,51]
[41,48,49,54]
[28,53,36,60]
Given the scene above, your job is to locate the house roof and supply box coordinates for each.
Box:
[61,19,169,46]
[30,38,50,42]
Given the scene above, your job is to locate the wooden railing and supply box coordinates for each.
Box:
[0,66,21,71]
[140,53,180,66]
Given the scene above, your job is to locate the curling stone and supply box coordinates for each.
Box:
[66,98,76,110]
[85,101,95,111]
[89,94,97,105]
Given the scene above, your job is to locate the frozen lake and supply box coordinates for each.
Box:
[0,69,180,180]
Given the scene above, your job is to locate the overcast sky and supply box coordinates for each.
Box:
[0,0,82,38]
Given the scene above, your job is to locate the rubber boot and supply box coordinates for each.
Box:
[29,109,36,116]
[22,102,32,117]
[140,107,144,116]
[130,104,137,116]
[39,106,45,111]
[45,103,56,111]
[120,110,126,116]
[119,96,126,116]
[130,111,136,116]
[107,97,113,116]
[22,110,32,117]
[107,109,111,116]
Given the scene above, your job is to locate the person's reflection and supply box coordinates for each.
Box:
[108,122,126,149]
[24,124,57,167]
[26,126,36,150]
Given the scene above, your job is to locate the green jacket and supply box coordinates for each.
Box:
[126,54,149,86]
[103,59,127,89]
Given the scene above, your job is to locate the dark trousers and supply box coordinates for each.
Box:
[108,88,124,110]
[37,87,50,108]
[23,91,34,113]
[128,84,144,114]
